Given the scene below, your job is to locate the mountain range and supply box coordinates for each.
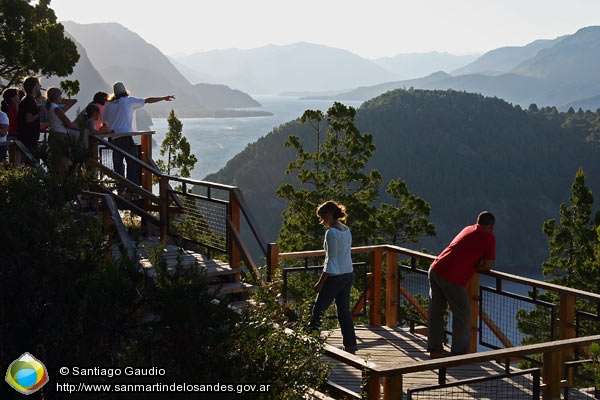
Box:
[322,26,600,110]
[57,22,600,116]
[47,22,265,118]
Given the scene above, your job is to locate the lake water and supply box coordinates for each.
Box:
[150,95,364,180]
[149,94,547,283]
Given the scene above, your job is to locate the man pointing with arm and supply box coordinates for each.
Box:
[102,81,174,192]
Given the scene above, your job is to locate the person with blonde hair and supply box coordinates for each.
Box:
[308,200,358,354]
[45,87,79,135]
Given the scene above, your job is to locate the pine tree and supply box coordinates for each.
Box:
[156,110,197,178]
[516,168,600,345]
[276,102,382,251]
[276,102,435,252]
[542,167,599,292]
[377,178,436,245]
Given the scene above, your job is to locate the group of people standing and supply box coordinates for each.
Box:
[308,201,495,359]
[0,77,174,185]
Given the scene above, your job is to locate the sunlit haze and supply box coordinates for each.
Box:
[50,0,600,59]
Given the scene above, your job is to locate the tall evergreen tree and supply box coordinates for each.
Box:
[516,168,600,345]
[541,167,600,292]
[276,102,382,251]
[276,102,435,252]
[377,178,436,245]
[156,110,197,177]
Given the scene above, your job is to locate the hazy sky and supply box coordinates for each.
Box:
[50,0,600,59]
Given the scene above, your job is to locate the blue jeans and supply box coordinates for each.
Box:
[427,269,471,355]
[309,272,357,352]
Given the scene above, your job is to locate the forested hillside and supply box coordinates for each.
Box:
[206,89,600,272]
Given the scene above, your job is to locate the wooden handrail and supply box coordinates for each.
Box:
[486,269,600,302]
[91,136,162,176]
[89,134,270,275]
[81,191,137,263]
[277,244,600,399]
[367,334,600,376]
[279,244,600,301]
[226,216,265,285]
[231,187,269,256]
[320,332,600,399]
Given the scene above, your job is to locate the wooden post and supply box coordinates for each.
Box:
[559,293,576,384]
[386,250,399,327]
[159,176,169,243]
[267,242,279,282]
[383,375,402,400]
[467,273,480,353]
[542,350,562,400]
[140,133,153,211]
[363,373,380,400]
[370,250,383,326]
[229,192,241,274]
[140,133,152,192]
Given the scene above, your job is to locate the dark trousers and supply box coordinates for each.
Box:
[427,269,471,355]
[309,272,357,352]
[112,137,141,190]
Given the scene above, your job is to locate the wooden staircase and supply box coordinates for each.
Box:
[130,239,254,301]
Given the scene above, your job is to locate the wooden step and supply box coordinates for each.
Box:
[136,242,240,279]
[224,299,257,314]
[209,282,254,295]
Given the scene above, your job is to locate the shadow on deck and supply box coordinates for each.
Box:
[323,325,598,399]
[325,325,513,398]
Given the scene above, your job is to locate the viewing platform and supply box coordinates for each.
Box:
[324,326,598,399]
[4,132,600,400]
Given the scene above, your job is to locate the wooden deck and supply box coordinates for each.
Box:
[324,325,545,399]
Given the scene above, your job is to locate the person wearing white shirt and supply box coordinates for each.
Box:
[102,81,174,192]
[308,200,358,354]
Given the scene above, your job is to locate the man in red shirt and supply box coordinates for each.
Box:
[427,211,496,357]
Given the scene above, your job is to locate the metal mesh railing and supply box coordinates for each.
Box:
[98,144,142,187]
[563,360,599,400]
[480,287,555,349]
[576,307,600,338]
[407,368,541,399]
[170,194,228,254]
[398,263,430,328]
[99,146,114,170]
[279,259,369,323]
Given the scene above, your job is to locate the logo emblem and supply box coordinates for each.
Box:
[5,352,49,395]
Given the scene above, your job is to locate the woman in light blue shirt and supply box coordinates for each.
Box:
[308,201,357,354]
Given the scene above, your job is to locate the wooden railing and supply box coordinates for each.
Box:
[271,243,600,399]
[5,133,268,285]
[86,133,267,285]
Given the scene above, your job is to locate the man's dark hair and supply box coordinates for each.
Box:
[477,211,495,226]
[23,76,39,95]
